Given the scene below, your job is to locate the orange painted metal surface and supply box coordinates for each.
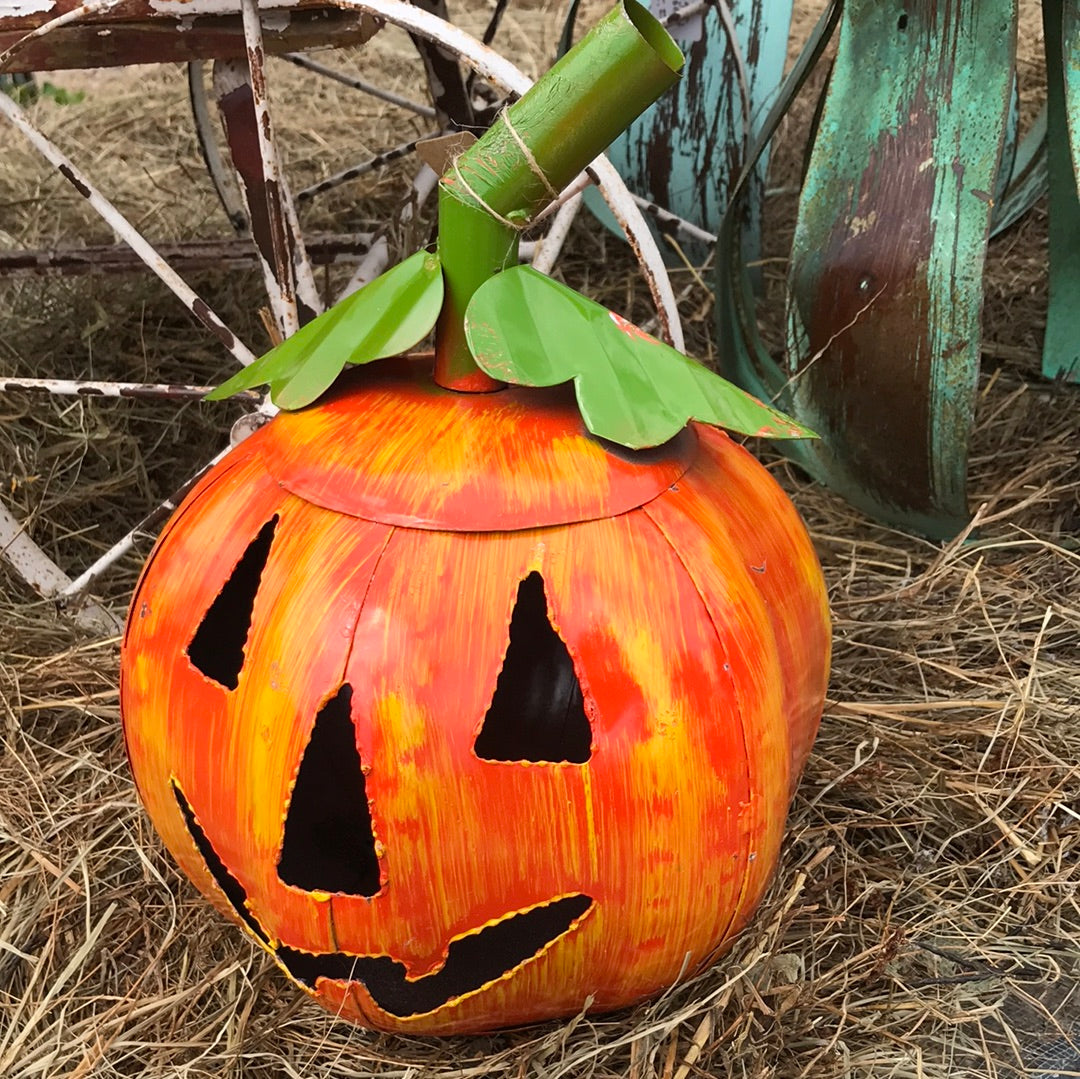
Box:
[256,360,696,529]
[120,364,830,1035]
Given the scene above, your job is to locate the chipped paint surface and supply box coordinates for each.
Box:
[0,0,377,71]
[1041,0,1080,382]
[0,0,55,16]
[783,0,1016,538]
[587,0,794,261]
[149,0,297,14]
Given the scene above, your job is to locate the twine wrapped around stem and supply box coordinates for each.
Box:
[434,0,682,390]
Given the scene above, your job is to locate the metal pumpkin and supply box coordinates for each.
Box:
[120,362,830,1035]
[120,1,830,1037]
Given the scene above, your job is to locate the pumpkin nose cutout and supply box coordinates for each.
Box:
[474,571,592,764]
[187,515,278,690]
[277,684,381,897]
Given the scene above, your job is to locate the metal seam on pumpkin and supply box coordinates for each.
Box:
[257,367,700,532]
[276,525,396,904]
[638,502,754,951]
[327,901,339,953]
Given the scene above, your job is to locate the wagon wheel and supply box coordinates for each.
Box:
[0,0,682,633]
[186,0,589,300]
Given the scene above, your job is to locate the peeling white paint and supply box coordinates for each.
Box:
[651,0,704,46]
[148,0,296,14]
[262,9,290,31]
[0,0,57,18]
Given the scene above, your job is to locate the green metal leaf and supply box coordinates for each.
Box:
[206,250,444,408]
[464,266,815,449]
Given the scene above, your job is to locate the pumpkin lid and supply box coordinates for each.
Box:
[251,359,696,531]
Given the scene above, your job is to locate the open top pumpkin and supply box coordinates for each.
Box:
[120,1,830,1036]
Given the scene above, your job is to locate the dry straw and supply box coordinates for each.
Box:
[1,3,1078,1077]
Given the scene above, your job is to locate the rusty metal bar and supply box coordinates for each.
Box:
[280,52,437,118]
[0,84,259,369]
[296,136,438,202]
[0,377,262,401]
[188,59,249,234]
[241,0,297,332]
[0,234,374,277]
[0,1,378,74]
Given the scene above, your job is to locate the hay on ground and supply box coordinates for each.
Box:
[1,3,1077,1076]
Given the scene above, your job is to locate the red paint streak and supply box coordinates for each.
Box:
[608,310,656,344]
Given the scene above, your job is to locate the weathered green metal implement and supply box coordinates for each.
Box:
[722,0,1080,541]
[1044,0,1080,383]
[717,0,1080,540]
[783,0,1016,538]
[565,0,793,264]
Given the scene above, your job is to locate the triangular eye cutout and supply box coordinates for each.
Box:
[186,516,277,690]
[475,572,592,764]
[277,684,381,897]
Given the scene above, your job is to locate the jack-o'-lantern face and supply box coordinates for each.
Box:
[121,366,830,1035]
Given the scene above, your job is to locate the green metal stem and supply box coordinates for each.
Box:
[434,0,682,390]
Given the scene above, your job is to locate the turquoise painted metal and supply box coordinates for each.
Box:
[570,0,793,264]
[991,104,1047,238]
[720,0,1037,540]
[1043,0,1080,383]
[781,0,1016,538]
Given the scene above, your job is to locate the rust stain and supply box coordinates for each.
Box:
[58,163,91,199]
[0,7,376,74]
[797,81,939,511]
[192,297,237,350]
[217,82,295,311]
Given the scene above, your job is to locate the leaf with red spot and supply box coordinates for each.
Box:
[464,266,816,449]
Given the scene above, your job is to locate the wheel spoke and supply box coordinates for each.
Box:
[280,52,437,118]
[0,501,120,633]
[0,86,259,369]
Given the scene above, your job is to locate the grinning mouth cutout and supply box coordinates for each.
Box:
[278,893,593,1017]
[172,781,593,1018]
